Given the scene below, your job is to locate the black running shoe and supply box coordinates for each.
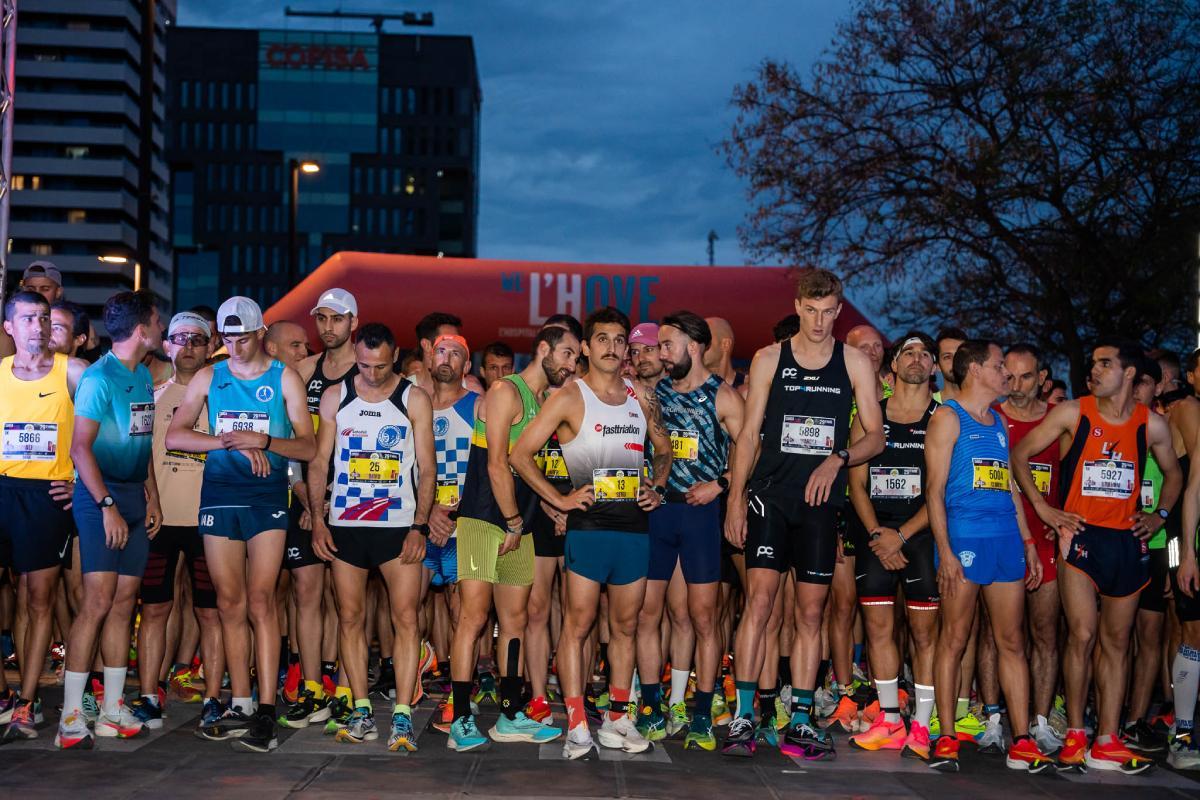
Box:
[198,706,252,741]
[231,711,278,753]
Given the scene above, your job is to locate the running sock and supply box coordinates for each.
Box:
[102,666,126,716]
[877,677,901,723]
[566,696,587,731]
[288,651,300,666]
[393,703,412,716]
[609,686,631,721]
[735,680,757,719]
[90,670,104,687]
[693,690,714,722]
[1173,644,1200,731]
[669,668,689,706]
[233,696,253,714]
[778,656,793,688]
[334,685,352,703]
[914,683,935,728]
[983,703,1000,716]
[64,670,87,715]
[790,687,815,727]
[759,687,778,724]
[321,661,337,679]
[642,681,662,710]
[258,703,276,720]
[500,676,523,720]
[452,681,472,721]
[353,698,371,713]
[141,693,160,708]
[852,643,864,666]
[304,678,324,700]
[956,697,969,719]
[381,655,394,671]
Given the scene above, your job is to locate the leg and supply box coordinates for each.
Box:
[934,581,980,738]
[289,563,325,688]
[1027,580,1061,719]
[245,530,286,707]
[1059,565,1099,730]
[204,536,251,700]
[688,580,720,695]
[828,556,857,687]
[634,578,668,694]
[526,556,558,700]
[606,578,648,702]
[734,568,782,689]
[17,567,60,701]
[1094,593,1139,738]
[560,569,602,727]
[136,601,173,697]
[380,559,423,706]
[981,580,1032,736]
[331,560,369,700]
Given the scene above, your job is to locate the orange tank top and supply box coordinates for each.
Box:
[1060,395,1148,528]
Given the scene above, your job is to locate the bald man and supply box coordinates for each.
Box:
[845,325,889,401]
[703,317,747,399]
[265,321,310,370]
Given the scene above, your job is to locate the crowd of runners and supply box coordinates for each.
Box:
[0,262,1197,777]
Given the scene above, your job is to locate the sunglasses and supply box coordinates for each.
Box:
[168,333,210,348]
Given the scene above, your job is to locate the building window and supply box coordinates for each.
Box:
[65,146,89,159]
[221,82,229,109]
[234,82,242,110]
[11,175,23,190]
[31,243,52,256]
[66,209,86,224]
[180,81,189,108]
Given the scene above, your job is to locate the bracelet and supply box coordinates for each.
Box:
[896,529,908,544]
[504,512,521,523]
[263,434,273,452]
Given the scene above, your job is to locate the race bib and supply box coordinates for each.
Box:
[1030,462,1052,496]
[593,467,640,502]
[869,466,921,499]
[538,446,568,479]
[129,402,155,437]
[1081,459,1135,499]
[781,415,835,456]
[348,450,400,486]
[971,458,1009,491]
[1140,479,1156,510]
[216,410,269,435]
[436,478,460,506]
[670,429,699,461]
[2,422,57,461]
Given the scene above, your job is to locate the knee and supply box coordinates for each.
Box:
[794,604,824,635]
[690,608,716,638]
[527,594,550,625]
[195,607,220,627]
[456,605,489,638]
[745,590,775,626]
[667,605,692,634]
[141,602,173,623]
[863,613,893,643]
[25,584,56,616]
[993,624,1025,656]
[1067,625,1096,651]
[246,588,275,620]
[390,607,418,636]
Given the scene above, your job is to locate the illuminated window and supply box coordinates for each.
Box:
[67,209,86,224]
[31,243,52,255]
[11,175,23,190]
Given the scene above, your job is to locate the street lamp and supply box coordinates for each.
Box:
[99,254,140,291]
[287,159,320,287]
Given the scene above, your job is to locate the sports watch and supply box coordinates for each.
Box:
[97,495,115,509]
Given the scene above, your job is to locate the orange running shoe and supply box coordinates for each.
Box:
[1056,729,1088,773]
[822,694,860,734]
[1085,736,1154,775]
[929,735,959,772]
[901,720,931,760]
[1007,736,1054,773]
[850,714,906,751]
[282,661,302,705]
[862,699,880,727]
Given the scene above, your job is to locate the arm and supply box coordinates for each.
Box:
[1010,472,1042,590]
[219,367,316,462]
[805,346,884,506]
[924,407,963,599]
[1011,401,1086,539]
[637,386,671,511]
[307,383,340,562]
[164,368,223,453]
[1138,412,1182,540]
[511,384,593,513]
[1178,423,1200,597]
[66,357,88,396]
[398,386,435,564]
[724,345,778,547]
[145,450,162,539]
[686,382,745,505]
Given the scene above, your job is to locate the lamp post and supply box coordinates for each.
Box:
[287,158,320,288]
[99,255,140,291]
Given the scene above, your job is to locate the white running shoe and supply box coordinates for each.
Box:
[598,714,651,753]
[1031,714,1063,755]
[976,712,1004,753]
[563,724,596,760]
[95,701,145,738]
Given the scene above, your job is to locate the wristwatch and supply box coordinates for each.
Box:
[716,475,730,492]
[836,448,850,465]
[96,495,115,509]
[653,484,667,500]
[1156,508,1169,521]
[411,523,431,537]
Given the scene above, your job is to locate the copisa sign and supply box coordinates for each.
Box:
[263,43,371,71]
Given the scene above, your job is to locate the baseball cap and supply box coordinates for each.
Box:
[216,296,265,334]
[22,261,62,287]
[629,323,660,346]
[168,311,212,338]
[433,333,469,358]
[310,288,358,317]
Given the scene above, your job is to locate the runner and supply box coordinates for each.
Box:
[722,269,884,760]
[166,296,315,752]
[0,291,87,743]
[925,339,1052,774]
[133,312,224,731]
[511,306,673,760]
[49,302,89,359]
[411,312,485,395]
[628,323,664,395]
[57,291,163,749]
[934,328,967,403]
[480,342,515,389]
[845,325,889,399]
[307,322,435,752]
[1172,390,1200,771]
[844,333,939,759]
[264,320,311,367]
[444,325,580,752]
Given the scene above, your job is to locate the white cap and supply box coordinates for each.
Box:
[168,311,211,337]
[310,288,357,317]
[216,296,265,334]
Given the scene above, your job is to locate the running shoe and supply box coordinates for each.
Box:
[822,694,859,734]
[721,715,756,757]
[370,662,396,700]
[686,719,717,751]
[280,662,302,706]
[755,718,779,747]
[710,694,732,727]
[388,710,418,753]
[563,724,596,760]
[129,696,163,730]
[0,688,15,725]
[1085,737,1153,774]
[335,707,378,744]
[81,689,100,725]
[1048,695,1069,738]
[722,673,736,704]
[900,720,930,760]
[526,695,552,724]
[774,695,789,732]
[1,700,37,742]
[635,703,667,742]
[976,712,1004,753]
[1149,706,1174,735]
[928,710,940,737]
[322,694,354,735]
[280,688,331,729]
[447,714,490,752]
[850,715,906,751]
[954,711,987,743]
[666,701,689,737]
[598,714,651,753]
[413,642,435,706]
[54,710,93,750]
[583,691,605,725]
[198,705,252,741]
[929,736,959,772]
[169,666,202,704]
[1123,719,1167,754]
[1056,728,1087,773]
[1006,736,1054,773]
[1031,713,1063,755]
[472,670,499,707]
[95,701,145,738]
[199,697,226,728]
[231,711,278,753]
[780,721,835,761]
[814,686,838,718]
[1167,730,1200,770]
[490,711,562,743]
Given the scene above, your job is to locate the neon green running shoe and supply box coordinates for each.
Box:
[711,694,732,727]
[636,703,667,741]
[954,712,986,742]
[666,701,690,737]
[684,719,717,751]
[929,710,940,737]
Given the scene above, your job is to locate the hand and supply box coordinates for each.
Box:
[879,551,908,571]
[868,528,905,561]
[145,494,163,539]
[557,485,594,513]
[540,500,568,536]
[637,485,663,511]
[311,522,337,562]
[102,505,128,550]
[1035,503,1084,540]
[292,481,311,512]
[803,455,842,506]
[685,480,722,506]
[936,548,965,600]
[299,509,312,531]
[1023,541,1043,591]
[1128,512,1164,541]
[1178,556,1199,598]
[236,448,272,477]
[497,530,522,557]
[220,430,269,451]
[49,479,75,510]
[429,504,455,546]
[401,530,426,564]
[724,495,748,548]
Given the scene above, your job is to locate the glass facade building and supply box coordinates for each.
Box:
[166,27,480,310]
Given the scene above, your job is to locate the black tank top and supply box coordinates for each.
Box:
[868,398,937,528]
[750,340,853,503]
[307,351,358,416]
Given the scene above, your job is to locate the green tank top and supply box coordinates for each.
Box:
[469,374,539,452]
[1142,455,1165,550]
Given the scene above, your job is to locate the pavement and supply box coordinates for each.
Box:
[2,680,1199,800]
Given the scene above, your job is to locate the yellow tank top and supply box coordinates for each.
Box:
[0,353,75,480]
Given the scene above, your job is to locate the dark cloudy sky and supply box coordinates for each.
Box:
[179,1,847,268]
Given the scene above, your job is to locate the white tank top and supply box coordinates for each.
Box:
[330,378,417,528]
